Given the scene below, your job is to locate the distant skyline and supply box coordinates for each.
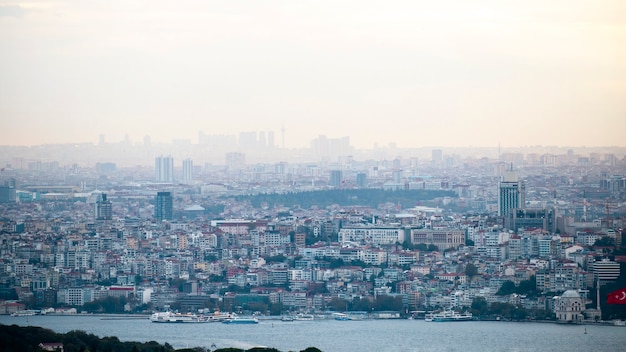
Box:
[1,1,625,149]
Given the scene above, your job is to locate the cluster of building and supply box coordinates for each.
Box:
[0,144,625,323]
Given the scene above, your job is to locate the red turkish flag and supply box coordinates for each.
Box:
[607,287,626,304]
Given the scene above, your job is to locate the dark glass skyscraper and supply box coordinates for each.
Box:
[155,191,173,221]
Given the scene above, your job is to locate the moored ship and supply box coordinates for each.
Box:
[425,310,472,322]
[222,317,259,324]
[150,311,208,323]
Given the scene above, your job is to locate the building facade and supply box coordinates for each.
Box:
[155,155,174,183]
[154,192,173,221]
[498,171,525,218]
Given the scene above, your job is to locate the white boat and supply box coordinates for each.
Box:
[295,314,315,321]
[332,312,351,321]
[150,311,208,323]
[11,310,36,317]
[222,317,259,324]
[426,310,472,322]
[207,311,237,322]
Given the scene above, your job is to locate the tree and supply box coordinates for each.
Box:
[373,295,403,312]
[470,297,489,316]
[517,276,538,296]
[328,297,348,311]
[464,263,478,280]
[496,281,516,296]
[352,297,372,311]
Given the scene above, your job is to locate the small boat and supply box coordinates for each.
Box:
[332,313,351,321]
[295,314,315,321]
[281,315,295,322]
[150,311,208,323]
[222,317,259,324]
[426,310,472,322]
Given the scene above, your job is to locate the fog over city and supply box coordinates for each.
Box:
[1,2,626,352]
[1,1,625,149]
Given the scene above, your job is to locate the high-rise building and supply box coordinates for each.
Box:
[155,192,173,221]
[0,183,16,203]
[182,158,193,183]
[593,258,620,281]
[356,173,367,188]
[155,155,174,183]
[329,170,343,187]
[95,193,112,220]
[225,152,245,171]
[498,171,525,218]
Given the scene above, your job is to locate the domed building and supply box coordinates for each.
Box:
[555,290,584,323]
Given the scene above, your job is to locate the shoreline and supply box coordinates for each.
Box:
[3,312,624,327]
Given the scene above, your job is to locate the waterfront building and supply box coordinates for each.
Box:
[555,290,584,322]
[592,258,620,281]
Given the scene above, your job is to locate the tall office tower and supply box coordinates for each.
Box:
[432,149,443,163]
[329,170,343,187]
[155,192,173,221]
[239,131,258,150]
[95,193,112,220]
[356,173,367,188]
[498,170,525,217]
[225,152,246,171]
[0,182,16,203]
[182,158,193,183]
[155,155,174,182]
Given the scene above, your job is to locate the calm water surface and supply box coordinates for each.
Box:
[2,315,625,352]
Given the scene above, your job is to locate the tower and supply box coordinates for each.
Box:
[498,170,525,218]
[330,170,342,187]
[95,193,112,220]
[154,192,173,221]
[155,155,174,183]
[182,158,193,183]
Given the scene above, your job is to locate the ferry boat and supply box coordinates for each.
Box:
[425,310,472,322]
[11,310,37,317]
[150,311,208,323]
[222,317,259,324]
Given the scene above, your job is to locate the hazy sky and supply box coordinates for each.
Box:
[1,1,624,149]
